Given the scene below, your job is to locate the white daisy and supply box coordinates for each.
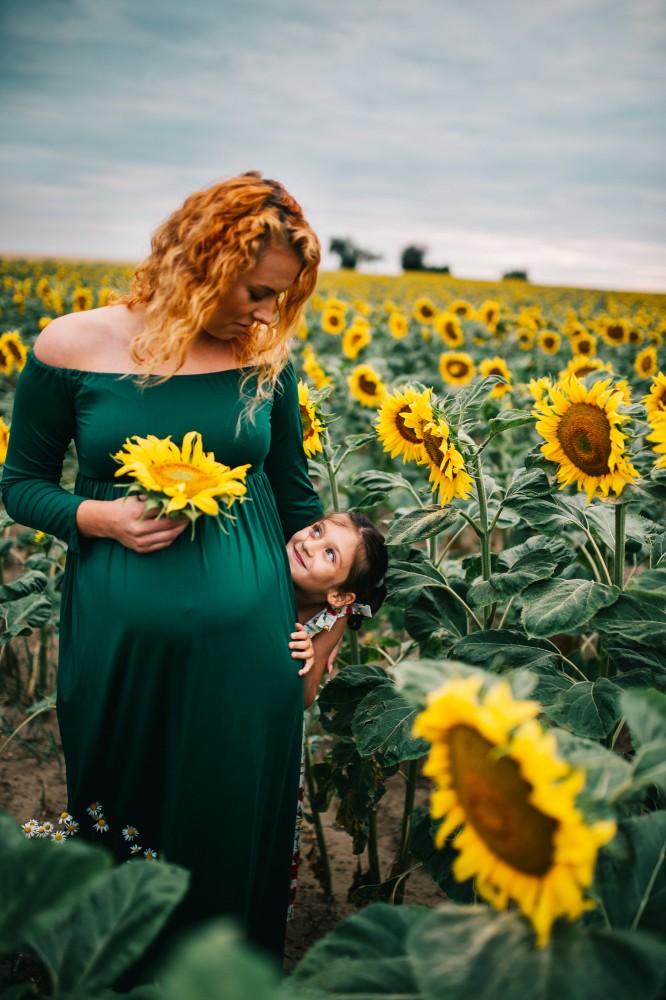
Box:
[86,802,102,817]
[58,811,73,825]
[65,819,80,835]
[143,848,158,861]
[35,824,48,838]
[42,821,54,834]
[21,820,36,837]
[129,844,142,856]
[122,825,139,841]
[93,816,110,833]
[51,830,68,843]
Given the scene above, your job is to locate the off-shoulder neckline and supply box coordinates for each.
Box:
[28,350,252,379]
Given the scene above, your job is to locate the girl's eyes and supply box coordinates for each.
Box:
[325,548,335,562]
[312,524,321,537]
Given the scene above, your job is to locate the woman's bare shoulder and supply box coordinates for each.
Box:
[34,306,137,370]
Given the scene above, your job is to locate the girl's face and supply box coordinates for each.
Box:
[201,244,301,341]
[288,518,359,605]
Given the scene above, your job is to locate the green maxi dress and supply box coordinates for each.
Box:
[1,351,323,959]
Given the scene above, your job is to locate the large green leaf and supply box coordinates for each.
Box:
[521,579,618,638]
[0,569,49,602]
[625,569,666,604]
[592,594,666,646]
[351,686,429,767]
[487,409,536,435]
[407,905,666,1000]
[604,637,666,680]
[620,689,666,798]
[158,919,283,1000]
[0,815,111,954]
[555,732,633,816]
[499,533,574,571]
[596,811,666,934]
[403,583,467,641]
[468,549,560,608]
[545,679,623,739]
[385,559,449,607]
[289,902,426,996]
[503,467,553,503]
[450,630,561,672]
[320,737,396,855]
[317,665,390,737]
[385,506,458,546]
[26,860,189,994]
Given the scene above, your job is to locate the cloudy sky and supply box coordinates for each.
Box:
[1,0,665,291]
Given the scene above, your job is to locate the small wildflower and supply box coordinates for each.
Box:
[122,825,139,841]
[93,816,110,833]
[51,830,68,843]
[65,819,80,834]
[42,821,54,835]
[129,844,142,856]
[143,848,158,860]
[21,820,37,837]
[35,824,48,838]
[87,802,102,817]
[59,811,73,825]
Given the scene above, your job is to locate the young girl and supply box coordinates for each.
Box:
[286,510,388,707]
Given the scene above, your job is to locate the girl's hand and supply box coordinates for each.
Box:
[76,495,189,553]
[290,624,315,676]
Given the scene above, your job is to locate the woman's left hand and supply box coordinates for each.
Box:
[290,624,315,676]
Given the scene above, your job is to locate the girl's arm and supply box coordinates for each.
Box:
[302,618,347,709]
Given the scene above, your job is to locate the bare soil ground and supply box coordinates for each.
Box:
[0,706,445,977]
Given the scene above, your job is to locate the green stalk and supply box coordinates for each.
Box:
[613,503,627,590]
[367,807,381,885]
[391,759,419,902]
[304,738,333,899]
[472,457,491,582]
[324,452,340,511]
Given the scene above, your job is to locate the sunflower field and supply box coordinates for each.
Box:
[1,256,666,999]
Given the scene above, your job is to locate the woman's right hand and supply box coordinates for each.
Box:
[75,495,189,553]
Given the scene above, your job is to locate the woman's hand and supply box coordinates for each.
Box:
[290,624,315,676]
[76,495,189,553]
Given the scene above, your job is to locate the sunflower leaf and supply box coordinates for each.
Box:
[450,630,561,672]
[385,505,458,545]
[543,679,623,738]
[468,549,560,608]
[487,409,536,436]
[595,811,666,934]
[521,579,619,638]
[503,467,553,502]
[592,594,666,645]
[351,686,429,766]
[625,568,666,603]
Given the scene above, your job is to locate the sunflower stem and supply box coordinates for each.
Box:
[434,582,483,631]
[324,451,340,511]
[391,758,419,900]
[613,503,627,590]
[304,737,333,900]
[347,627,360,664]
[367,808,381,885]
[581,526,613,587]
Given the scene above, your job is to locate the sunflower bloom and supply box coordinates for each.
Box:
[642,371,666,421]
[449,299,474,319]
[72,286,93,312]
[321,306,346,335]
[413,677,617,948]
[375,385,432,464]
[439,351,476,386]
[342,324,371,360]
[516,328,535,351]
[0,331,28,373]
[634,346,658,380]
[478,300,501,332]
[388,312,409,340]
[570,332,597,357]
[433,312,464,347]
[298,381,325,457]
[479,356,512,398]
[646,414,666,469]
[537,330,561,355]
[562,356,613,381]
[413,297,437,324]
[599,317,629,347]
[113,431,250,526]
[347,364,387,408]
[0,416,10,464]
[406,416,473,505]
[533,375,639,502]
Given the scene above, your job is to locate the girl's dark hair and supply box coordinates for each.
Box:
[327,511,388,630]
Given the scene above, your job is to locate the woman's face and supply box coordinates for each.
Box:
[201,245,301,341]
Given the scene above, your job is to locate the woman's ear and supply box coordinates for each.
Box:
[327,588,356,609]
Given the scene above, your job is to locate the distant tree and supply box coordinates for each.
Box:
[400,244,427,271]
[503,269,529,281]
[329,237,382,270]
[401,244,451,274]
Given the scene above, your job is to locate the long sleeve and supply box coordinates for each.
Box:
[263,360,323,540]
[1,352,85,551]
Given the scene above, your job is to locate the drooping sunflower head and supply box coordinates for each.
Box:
[439,351,476,386]
[347,363,387,408]
[375,385,432,464]
[533,374,639,502]
[413,676,617,948]
[633,345,658,380]
[297,380,326,457]
[479,356,512,398]
[417,417,474,506]
[433,312,464,347]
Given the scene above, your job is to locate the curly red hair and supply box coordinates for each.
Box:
[120,171,320,409]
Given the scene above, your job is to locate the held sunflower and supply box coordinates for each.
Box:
[533,374,639,502]
[413,677,617,948]
[113,431,250,531]
[375,385,433,464]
